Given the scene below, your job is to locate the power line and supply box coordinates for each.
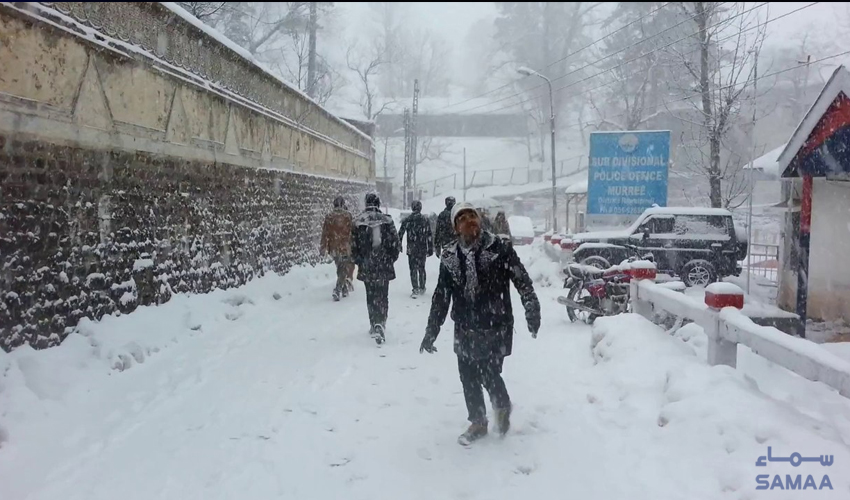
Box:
[513,46,848,137]
[449,2,766,117]
[479,1,813,118]
[432,2,675,114]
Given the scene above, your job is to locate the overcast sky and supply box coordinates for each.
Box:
[325,2,847,112]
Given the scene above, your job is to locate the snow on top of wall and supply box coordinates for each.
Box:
[159,3,372,144]
[11,2,374,174]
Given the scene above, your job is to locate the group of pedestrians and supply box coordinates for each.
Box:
[320,193,541,445]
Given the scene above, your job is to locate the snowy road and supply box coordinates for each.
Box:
[2,244,850,500]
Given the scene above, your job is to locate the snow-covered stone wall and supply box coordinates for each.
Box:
[0,4,375,351]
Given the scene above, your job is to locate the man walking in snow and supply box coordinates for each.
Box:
[351,193,401,343]
[419,202,541,445]
[320,196,354,301]
[434,196,456,251]
[398,200,434,297]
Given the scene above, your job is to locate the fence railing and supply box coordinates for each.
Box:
[743,243,779,283]
[630,278,850,398]
[417,155,587,199]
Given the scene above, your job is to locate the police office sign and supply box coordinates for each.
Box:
[586,130,670,227]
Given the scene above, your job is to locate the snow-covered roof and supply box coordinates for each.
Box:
[744,143,786,178]
[777,65,850,178]
[565,180,588,195]
[642,206,733,217]
[160,3,372,144]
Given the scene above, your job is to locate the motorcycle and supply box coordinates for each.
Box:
[557,246,655,324]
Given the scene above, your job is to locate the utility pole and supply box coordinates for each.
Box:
[411,79,420,203]
[306,2,318,97]
[463,147,467,202]
[402,108,411,207]
[746,47,759,295]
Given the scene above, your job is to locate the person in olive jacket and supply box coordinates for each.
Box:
[419,202,540,445]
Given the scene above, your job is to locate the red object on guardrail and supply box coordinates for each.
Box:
[704,283,744,310]
[544,234,552,242]
[628,267,657,281]
[550,235,562,245]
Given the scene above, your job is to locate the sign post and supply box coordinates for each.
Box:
[586,130,670,229]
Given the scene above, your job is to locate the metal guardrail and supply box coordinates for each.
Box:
[630,279,850,398]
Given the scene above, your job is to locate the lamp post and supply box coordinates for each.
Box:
[518,66,558,232]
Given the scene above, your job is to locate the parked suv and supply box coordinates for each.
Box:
[564,207,747,286]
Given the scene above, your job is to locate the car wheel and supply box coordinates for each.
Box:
[681,260,718,287]
[580,255,610,270]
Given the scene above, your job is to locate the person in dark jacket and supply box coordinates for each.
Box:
[419,202,541,445]
[434,196,457,251]
[351,193,401,343]
[493,211,511,239]
[320,196,354,301]
[398,200,434,297]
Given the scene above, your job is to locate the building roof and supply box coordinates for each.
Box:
[744,143,787,178]
[778,65,850,178]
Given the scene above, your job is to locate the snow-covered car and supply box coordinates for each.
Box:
[562,207,748,287]
[507,215,535,245]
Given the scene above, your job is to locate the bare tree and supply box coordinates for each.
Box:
[267,20,339,106]
[416,137,452,164]
[665,2,768,208]
[491,2,603,163]
[177,2,226,22]
[346,40,392,120]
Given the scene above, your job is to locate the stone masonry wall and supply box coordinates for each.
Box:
[0,136,370,351]
[0,4,376,351]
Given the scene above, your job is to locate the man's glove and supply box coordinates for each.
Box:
[420,335,437,353]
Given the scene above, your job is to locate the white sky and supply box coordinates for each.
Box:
[324,2,847,115]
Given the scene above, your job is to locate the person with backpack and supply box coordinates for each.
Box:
[351,193,401,344]
[398,200,434,297]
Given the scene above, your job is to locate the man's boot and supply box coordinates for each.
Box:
[494,405,512,436]
[332,288,340,301]
[457,420,488,446]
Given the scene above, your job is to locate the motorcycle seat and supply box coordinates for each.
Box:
[567,263,605,280]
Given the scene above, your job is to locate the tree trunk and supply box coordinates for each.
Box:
[696,2,722,208]
[307,2,318,97]
[709,134,722,207]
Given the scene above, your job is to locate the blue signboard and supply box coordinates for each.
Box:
[587,131,670,216]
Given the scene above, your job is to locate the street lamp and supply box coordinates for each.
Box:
[518,66,558,232]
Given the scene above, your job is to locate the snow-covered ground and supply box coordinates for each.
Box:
[2,243,850,499]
